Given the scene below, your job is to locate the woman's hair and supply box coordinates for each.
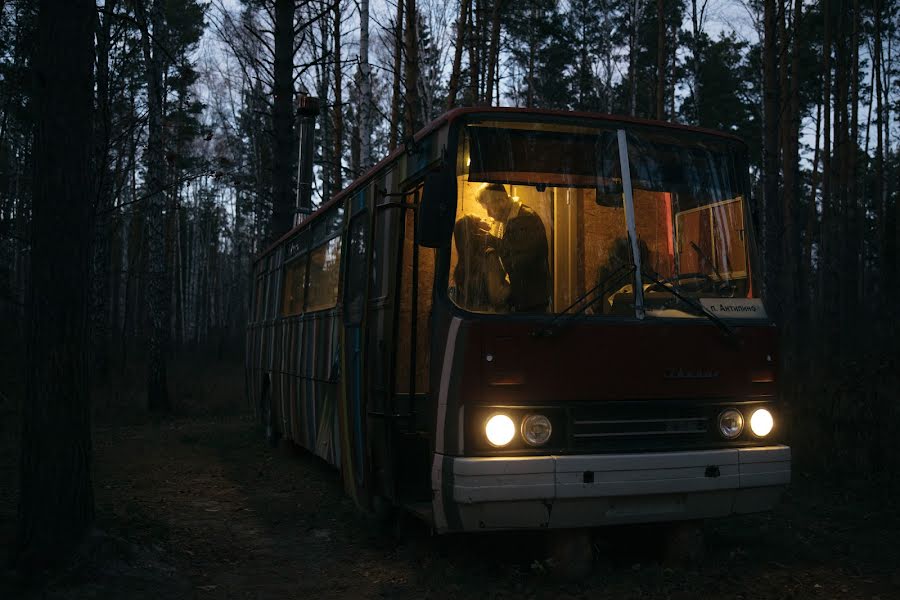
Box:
[453,215,508,310]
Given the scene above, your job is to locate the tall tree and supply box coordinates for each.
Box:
[446,0,469,110]
[135,0,171,412]
[389,0,404,150]
[403,0,420,136]
[357,0,373,170]
[333,0,343,190]
[655,0,665,120]
[270,0,294,240]
[762,0,780,319]
[17,0,95,571]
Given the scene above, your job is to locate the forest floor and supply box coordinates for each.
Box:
[2,414,900,599]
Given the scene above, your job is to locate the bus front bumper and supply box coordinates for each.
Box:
[431,445,790,533]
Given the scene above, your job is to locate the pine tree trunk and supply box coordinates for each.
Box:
[630,0,639,116]
[655,0,665,120]
[136,0,170,412]
[779,0,798,333]
[691,0,702,124]
[91,0,117,383]
[17,0,96,572]
[446,0,469,110]
[469,0,481,104]
[270,0,294,241]
[403,0,419,136]
[821,0,831,330]
[762,0,781,321]
[389,0,404,150]
[333,0,343,191]
[874,0,887,292]
[485,0,505,107]
[358,0,372,170]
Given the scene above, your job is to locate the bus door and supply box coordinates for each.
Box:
[341,195,373,504]
[391,185,435,504]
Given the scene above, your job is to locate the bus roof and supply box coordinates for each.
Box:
[254,107,746,263]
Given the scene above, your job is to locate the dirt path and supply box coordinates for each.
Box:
[6,416,900,599]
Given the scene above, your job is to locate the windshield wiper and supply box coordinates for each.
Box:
[641,269,737,339]
[532,264,634,337]
[689,241,735,296]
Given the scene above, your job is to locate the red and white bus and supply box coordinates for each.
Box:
[247,107,789,557]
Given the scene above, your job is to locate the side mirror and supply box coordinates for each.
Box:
[417,168,456,248]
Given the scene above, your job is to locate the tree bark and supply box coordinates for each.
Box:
[691,0,702,124]
[403,0,419,137]
[762,0,780,320]
[446,0,469,110]
[358,0,372,170]
[135,0,170,412]
[630,0,640,116]
[469,0,481,104]
[821,0,831,330]
[485,0,505,107]
[17,0,96,572]
[333,0,343,191]
[656,0,665,120]
[91,0,118,383]
[270,0,295,241]
[389,0,404,150]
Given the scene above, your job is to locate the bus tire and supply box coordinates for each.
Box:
[261,385,279,448]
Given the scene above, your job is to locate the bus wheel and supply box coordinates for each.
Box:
[547,528,593,581]
[662,520,705,566]
[261,386,280,448]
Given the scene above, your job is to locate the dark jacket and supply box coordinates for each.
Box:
[497,204,550,312]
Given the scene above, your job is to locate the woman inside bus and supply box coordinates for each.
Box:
[453,215,510,312]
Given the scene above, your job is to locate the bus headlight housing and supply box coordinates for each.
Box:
[521,414,552,446]
[717,409,744,439]
[749,408,774,437]
[485,414,516,447]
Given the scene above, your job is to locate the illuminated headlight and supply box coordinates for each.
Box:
[485,414,516,447]
[521,414,552,446]
[717,409,744,439]
[749,408,774,437]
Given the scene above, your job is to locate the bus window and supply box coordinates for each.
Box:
[281,257,307,316]
[254,276,266,322]
[305,237,341,311]
[626,130,758,316]
[449,122,631,316]
[343,215,368,325]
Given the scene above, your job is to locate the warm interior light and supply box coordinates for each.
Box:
[749,408,774,437]
[485,414,515,447]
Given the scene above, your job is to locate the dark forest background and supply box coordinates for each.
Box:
[1,0,899,573]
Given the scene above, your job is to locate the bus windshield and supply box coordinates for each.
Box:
[448,119,762,319]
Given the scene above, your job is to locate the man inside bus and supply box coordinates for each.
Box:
[476,183,550,312]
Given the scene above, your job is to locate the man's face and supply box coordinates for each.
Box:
[477,189,509,221]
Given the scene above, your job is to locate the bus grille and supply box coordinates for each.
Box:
[569,402,713,452]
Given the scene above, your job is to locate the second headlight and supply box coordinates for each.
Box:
[717,409,744,439]
[521,414,552,446]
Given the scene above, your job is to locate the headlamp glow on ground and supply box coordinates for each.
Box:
[485,414,516,447]
[749,408,774,437]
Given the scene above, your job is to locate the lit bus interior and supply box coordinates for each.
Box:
[449,121,761,319]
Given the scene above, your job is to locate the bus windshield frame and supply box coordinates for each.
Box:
[445,114,766,322]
